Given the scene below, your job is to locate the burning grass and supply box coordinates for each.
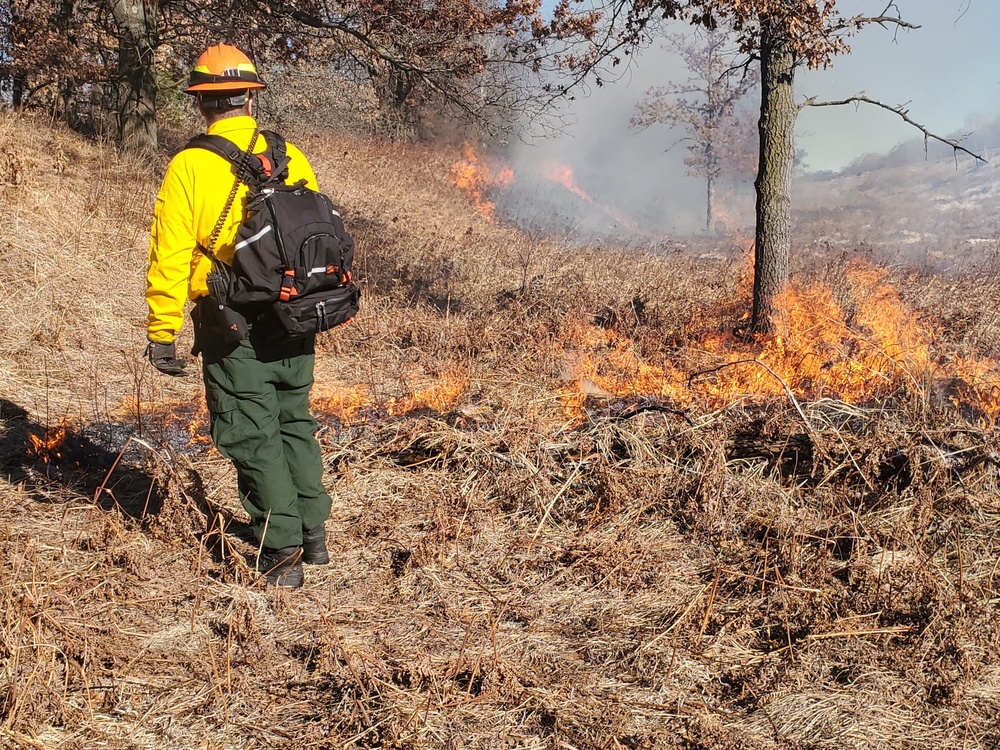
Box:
[1,113,999,749]
[556,258,1000,427]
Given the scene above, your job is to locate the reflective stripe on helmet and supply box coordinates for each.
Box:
[185,44,267,94]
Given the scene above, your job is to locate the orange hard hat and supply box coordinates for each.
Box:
[184,43,266,94]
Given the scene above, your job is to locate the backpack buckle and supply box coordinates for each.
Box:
[279,269,296,302]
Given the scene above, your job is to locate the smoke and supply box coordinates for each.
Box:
[490,0,1000,251]
[498,37,754,242]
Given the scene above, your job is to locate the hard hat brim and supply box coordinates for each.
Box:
[184,80,267,94]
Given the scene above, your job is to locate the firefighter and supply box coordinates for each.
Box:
[145,43,331,588]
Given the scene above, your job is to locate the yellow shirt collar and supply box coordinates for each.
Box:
[207,115,258,136]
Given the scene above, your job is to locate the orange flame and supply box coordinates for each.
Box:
[132,371,471,440]
[27,422,70,463]
[713,206,753,246]
[559,259,1000,426]
[541,160,642,232]
[311,370,470,423]
[128,400,211,447]
[310,384,372,423]
[450,144,515,223]
[385,371,469,416]
[542,160,591,201]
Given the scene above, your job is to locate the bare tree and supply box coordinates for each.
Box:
[630,29,757,233]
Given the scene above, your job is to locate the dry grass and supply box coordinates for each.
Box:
[0,111,999,749]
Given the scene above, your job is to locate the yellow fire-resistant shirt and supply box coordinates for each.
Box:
[146,116,319,343]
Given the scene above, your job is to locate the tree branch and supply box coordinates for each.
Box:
[801,94,986,164]
[827,2,919,40]
[246,0,423,75]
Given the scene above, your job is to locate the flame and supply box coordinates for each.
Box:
[541,159,641,232]
[950,356,1000,428]
[450,143,515,223]
[558,325,692,417]
[384,370,469,416]
[310,370,469,423]
[542,160,592,201]
[118,256,998,438]
[310,384,372,423]
[713,206,752,245]
[130,370,471,445]
[27,422,70,463]
[130,400,211,447]
[559,259,1000,424]
[185,415,212,445]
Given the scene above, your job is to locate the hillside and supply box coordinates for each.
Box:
[793,124,1000,271]
[1,111,999,750]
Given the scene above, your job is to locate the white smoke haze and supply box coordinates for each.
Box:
[500,36,732,240]
[493,0,1000,257]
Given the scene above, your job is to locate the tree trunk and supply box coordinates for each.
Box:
[111,0,158,157]
[705,140,715,233]
[751,18,797,333]
[706,171,715,233]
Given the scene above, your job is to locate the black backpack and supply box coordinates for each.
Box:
[185,129,360,342]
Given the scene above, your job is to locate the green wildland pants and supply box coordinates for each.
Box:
[202,336,331,550]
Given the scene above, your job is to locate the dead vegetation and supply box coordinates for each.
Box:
[0,111,999,749]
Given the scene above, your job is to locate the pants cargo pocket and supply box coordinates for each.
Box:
[205,389,240,458]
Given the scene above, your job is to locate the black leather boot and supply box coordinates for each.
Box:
[257,546,304,588]
[301,524,329,565]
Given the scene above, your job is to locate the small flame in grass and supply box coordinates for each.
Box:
[541,159,641,232]
[712,206,752,244]
[135,371,471,440]
[385,371,469,416]
[185,416,212,445]
[559,259,1000,425]
[450,144,515,223]
[27,422,70,463]
[131,400,211,447]
[311,384,373,423]
[558,325,693,418]
[950,357,1000,428]
[311,371,470,423]
[542,160,592,202]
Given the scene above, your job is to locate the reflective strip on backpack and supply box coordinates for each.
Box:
[234,224,273,251]
[307,266,328,277]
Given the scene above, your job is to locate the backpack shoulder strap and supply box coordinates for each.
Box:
[184,133,270,184]
[184,133,245,165]
[259,130,291,183]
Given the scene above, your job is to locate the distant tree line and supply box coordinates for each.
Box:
[0,0,552,156]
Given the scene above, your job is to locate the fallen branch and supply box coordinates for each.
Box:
[613,402,695,425]
[688,359,817,438]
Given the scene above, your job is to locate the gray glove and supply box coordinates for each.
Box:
[146,339,188,376]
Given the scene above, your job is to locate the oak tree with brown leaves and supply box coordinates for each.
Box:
[3,1,552,155]
[4,0,164,154]
[552,0,984,332]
